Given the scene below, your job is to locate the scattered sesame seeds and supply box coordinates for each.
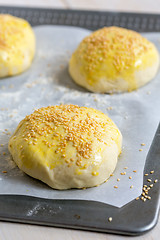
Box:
[120,172,126,175]
[108,217,112,222]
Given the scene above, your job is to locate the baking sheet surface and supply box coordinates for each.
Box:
[0,26,160,208]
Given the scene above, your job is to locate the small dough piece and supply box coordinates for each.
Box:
[69,26,159,93]
[0,14,35,77]
[8,104,122,190]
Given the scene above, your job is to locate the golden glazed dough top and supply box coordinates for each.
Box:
[10,104,121,175]
[73,26,159,90]
[0,14,35,73]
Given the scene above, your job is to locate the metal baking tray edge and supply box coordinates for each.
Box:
[0,5,160,236]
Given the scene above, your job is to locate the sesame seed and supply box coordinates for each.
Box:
[92,171,99,176]
[2,171,7,173]
[150,184,153,188]
[150,171,154,174]
[107,107,113,110]
[133,170,137,173]
[144,174,148,176]
[108,217,112,222]
[139,149,143,152]
[130,185,133,189]
[141,143,145,146]
[136,197,139,200]
[147,179,152,182]
[154,179,158,183]
[114,186,118,189]
[117,178,120,181]
[129,176,132,179]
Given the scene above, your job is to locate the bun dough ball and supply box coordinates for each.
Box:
[0,14,35,77]
[69,26,159,93]
[8,104,122,190]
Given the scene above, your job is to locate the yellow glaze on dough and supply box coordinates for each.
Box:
[0,14,35,77]
[8,104,122,190]
[69,26,159,93]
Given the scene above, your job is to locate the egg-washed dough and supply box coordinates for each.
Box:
[8,104,122,190]
[69,26,159,93]
[0,14,35,77]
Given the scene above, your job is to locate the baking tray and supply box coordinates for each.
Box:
[0,5,160,236]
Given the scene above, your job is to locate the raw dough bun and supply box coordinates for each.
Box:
[8,104,122,190]
[69,26,159,93]
[0,14,35,77]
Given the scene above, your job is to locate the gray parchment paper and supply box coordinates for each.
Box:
[0,26,160,208]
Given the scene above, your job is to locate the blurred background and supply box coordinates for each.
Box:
[0,0,159,13]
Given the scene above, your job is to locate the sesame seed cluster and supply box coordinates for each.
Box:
[13,104,120,172]
[79,26,152,74]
